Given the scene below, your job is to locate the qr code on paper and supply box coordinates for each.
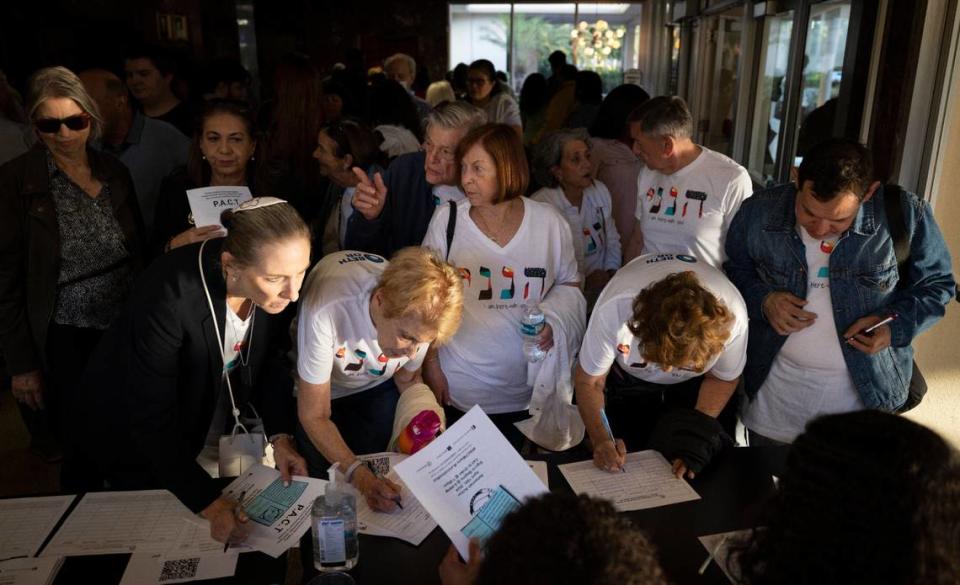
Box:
[360,454,391,478]
[159,557,200,582]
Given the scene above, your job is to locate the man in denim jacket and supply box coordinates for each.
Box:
[724,139,955,445]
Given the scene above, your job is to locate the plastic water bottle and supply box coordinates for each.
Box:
[521,304,547,363]
[312,463,359,572]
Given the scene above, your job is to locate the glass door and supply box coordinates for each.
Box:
[792,0,852,163]
[693,5,745,156]
[747,10,795,185]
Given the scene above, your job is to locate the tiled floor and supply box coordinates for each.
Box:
[0,387,61,497]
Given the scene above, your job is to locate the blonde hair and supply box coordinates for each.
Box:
[627,271,733,372]
[26,66,103,141]
[377,247,463,344]
[425,80,456,107]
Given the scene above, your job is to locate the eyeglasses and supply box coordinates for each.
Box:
[34,114,90,134]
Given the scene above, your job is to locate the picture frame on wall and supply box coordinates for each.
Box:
[157,12,189,42]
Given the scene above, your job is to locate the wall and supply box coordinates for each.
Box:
[905,70,960,447]
[252,0,449,92]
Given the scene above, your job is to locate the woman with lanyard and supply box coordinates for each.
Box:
[152,98,259,255]
[532,128,622,309]
[77,197,311,545]
[421,123,581,448]
[295,247,463,511]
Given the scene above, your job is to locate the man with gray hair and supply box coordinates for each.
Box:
[79,69,188,238]
[384,52,432,122]
[623,96,752,268]
[346,101,486,257]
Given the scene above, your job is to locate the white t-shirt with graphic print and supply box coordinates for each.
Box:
[578,253,748,384]
[222,304,252,374]
[433,184,465,206]
[297,251,428,400]
[532,181,622,278]
[635,146,752,268]
[742,227,863,443]
[422,197,579,414]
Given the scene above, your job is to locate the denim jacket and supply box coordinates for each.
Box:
[723,183,955,411]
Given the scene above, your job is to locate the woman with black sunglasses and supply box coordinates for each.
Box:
[0,66,145,486]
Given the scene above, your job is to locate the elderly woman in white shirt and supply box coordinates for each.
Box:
[532,128,621,307]
[421,123,580,448]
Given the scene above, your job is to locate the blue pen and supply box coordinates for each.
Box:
[599,409,626,473]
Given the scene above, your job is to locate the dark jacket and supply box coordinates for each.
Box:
[78,239,297,512]
[152,166,197,256]
[0,145,144,375]
[344,151,435,257]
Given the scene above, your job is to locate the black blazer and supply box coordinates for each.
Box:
[0,144,144,375]
[79,238,297,512]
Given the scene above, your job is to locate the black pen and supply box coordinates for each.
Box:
[224,489,247,552]
[845,314,897,342]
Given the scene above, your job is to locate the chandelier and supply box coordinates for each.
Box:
[571,19,626,69]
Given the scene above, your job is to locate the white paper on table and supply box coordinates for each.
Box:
[698,528,754,583]
[0,557,63,585]
[185,186,252,228]
[525,461,549,488]
[356,452,437,546]
[221,464,326,558]
[40,491,198,557]
[0,495,74,559]
[170,519,251,556]
[120,551,238,585]
[557,450,700,512]
[394,406,549,559]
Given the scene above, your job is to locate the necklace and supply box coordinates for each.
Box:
[471,201,513,244]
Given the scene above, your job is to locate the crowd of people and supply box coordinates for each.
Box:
[1,44,958,583]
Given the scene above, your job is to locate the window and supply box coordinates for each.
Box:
[449,3,643,94]
[747,11,794,185]
[793,0,852,164]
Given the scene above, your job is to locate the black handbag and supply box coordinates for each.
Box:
[884,185,928,413]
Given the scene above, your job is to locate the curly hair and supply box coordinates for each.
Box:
[476,492,667,585]
[736,411,960,585]
[627,271,733,371]
[377,247,463,345]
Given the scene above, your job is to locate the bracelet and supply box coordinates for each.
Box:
[267,433,293,445]
[343,459,365,484]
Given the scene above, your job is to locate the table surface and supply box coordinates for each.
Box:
[45,445,787,585]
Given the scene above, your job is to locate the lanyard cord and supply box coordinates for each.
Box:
[198,240,254,436]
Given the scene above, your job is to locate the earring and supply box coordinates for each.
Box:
[232,275,239,282]
[202,155,206,160]
[250,155,255,161]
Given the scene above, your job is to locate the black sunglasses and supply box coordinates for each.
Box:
[34,114,90,134]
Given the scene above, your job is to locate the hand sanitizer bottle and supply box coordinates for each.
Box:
[311,462,359,571]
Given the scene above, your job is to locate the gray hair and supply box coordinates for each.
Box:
[384,53,416,79]
[628,95,693,140]
[423,100,487,135]
[532,128,591,188]
[26,66,103,141]
[425,80,456,108]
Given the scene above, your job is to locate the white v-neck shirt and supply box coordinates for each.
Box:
[422,197,579,413]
